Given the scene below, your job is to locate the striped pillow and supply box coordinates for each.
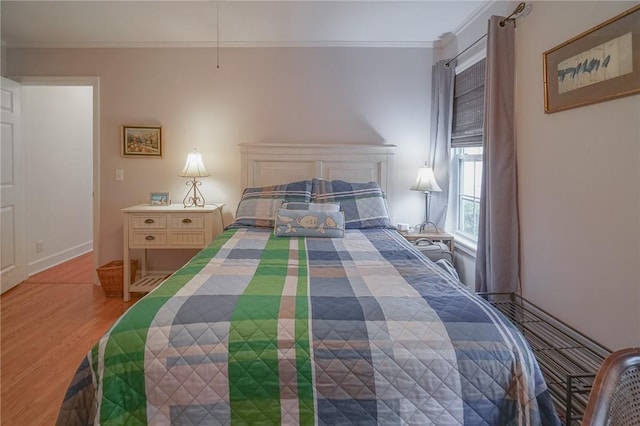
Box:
[311,179,391,229]
[233,180,312,228]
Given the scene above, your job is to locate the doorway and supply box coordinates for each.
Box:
[15,77,100,282]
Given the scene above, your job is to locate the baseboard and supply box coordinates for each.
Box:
[28,241,93,276]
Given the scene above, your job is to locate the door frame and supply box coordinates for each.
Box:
[14,76,101,279]
[1,77,27,292]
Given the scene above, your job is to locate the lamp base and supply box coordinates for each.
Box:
[420,191,438,233]
[182,178,206,208]
[418,221,439,233]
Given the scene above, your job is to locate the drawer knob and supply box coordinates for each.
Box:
[144,219,155,224]
[182,218,192,224]
[145,235,155,241]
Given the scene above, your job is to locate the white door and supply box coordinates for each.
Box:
[1,77,27,293]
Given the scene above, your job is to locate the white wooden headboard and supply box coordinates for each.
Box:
[239,143,396,195]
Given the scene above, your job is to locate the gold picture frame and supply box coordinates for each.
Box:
[122,125,163,157]
[543,4,640,113]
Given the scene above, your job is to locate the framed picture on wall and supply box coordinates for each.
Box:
[543,4,640,113]
[122,125,163,157]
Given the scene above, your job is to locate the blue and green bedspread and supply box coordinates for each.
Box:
[57,228,560,425]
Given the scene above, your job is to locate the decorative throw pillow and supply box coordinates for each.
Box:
[233,180,312,228]
[311,178,391,229]
[282,202,340,212]
[274,208,345,238]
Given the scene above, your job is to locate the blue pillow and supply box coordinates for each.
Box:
[233,180,312,228]
[311,179,391,229]
[274,208,345,238]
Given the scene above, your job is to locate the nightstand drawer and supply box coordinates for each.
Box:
[169,231,206,246]
[130,215,167,229]
[130,231,168,247]
[170,214,205,229]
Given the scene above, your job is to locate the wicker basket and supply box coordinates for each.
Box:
[97,260,138,297]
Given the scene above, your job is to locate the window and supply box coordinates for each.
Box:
[454,147,482,239]
[450,58,485,244]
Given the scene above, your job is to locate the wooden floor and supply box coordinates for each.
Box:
[0,253,140,425]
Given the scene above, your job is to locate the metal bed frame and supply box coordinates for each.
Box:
[479,293,611,425]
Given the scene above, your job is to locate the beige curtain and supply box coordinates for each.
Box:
[475,16,520,294]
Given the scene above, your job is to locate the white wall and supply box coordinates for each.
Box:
[444,0,639,349]
[515,1,639,350]
[7,47,436,271]
[23,85,93,274]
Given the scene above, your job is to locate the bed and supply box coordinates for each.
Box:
[57,144,561,425]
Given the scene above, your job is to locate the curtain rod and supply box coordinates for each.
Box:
[444,2,527,69]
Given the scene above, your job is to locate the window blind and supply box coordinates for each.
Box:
[451,58,486,148]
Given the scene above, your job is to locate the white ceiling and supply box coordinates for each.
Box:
[1,1,493,48]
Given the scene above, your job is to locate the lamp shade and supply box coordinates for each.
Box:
[410,164,442,192]
[179,150,210,178]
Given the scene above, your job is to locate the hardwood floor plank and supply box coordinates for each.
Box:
[1,253,141,425]
[25,252,95,284]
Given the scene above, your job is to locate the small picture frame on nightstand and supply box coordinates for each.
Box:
[150,192,170,206]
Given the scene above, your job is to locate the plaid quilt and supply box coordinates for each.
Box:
[57,228,560,425]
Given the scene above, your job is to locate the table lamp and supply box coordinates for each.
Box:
[179,150,210,207]
[410,163,442,232]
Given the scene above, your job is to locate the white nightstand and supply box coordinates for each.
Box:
[122,203,224,301]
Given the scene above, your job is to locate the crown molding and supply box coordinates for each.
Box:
[4,40,436,49]
[438,0,496,50]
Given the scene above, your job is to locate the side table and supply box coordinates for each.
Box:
[122,203,224,301]
[398,229,455,254]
